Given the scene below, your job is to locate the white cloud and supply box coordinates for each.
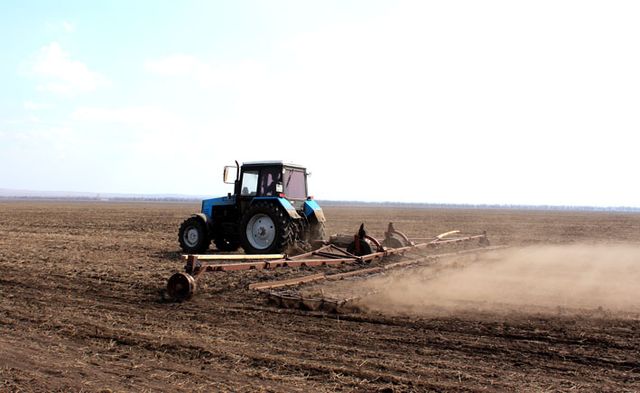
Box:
[144,54,200,76]
[71,105,182,129]
[70,105,199,158]
[67,104,215,193]
[62,21,75,33]
[14,126,72,142]
[144,54,264,87]
[31,42,109,95]
[1,125,74,161]
[45,20,76,33]
[23,101,50,110]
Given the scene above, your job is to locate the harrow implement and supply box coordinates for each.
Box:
[257,246,508,313]
[166,223,491,302]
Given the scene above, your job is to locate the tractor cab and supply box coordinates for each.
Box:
[179,161,325,255]
[229,162,309,210]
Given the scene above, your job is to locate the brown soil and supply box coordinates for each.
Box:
[1,201,639,392]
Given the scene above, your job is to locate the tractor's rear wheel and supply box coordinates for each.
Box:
[240,202,292,254]
[309,222,326,242]
[178,217,210,254]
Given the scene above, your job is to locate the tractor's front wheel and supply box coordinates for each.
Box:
[240,202,292,254]
[178,217,210,254]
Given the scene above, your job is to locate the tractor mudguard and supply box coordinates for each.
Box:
[252,197,301,219]
[191,213,211,227]
[303,199,326,223]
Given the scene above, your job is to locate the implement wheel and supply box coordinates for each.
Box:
[167,272,196,301]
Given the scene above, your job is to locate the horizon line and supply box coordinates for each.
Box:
[1,194,639,212]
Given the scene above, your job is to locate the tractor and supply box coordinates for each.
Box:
[178,161,326,255]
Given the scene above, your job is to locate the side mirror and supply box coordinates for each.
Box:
[223,166,236,184]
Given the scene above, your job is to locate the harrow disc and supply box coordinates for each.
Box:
[382,233,409,249]
[346,239,373,256]
[479,236,491,247]
[167,272,196,301]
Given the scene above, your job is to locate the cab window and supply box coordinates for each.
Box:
[241,171,258,196]
[283,168,306,199]
[259,167,283,196]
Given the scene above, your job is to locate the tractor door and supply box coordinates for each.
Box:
[237,165,284,214]
[238,169,259,214]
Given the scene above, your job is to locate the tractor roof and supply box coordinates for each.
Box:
[242,161,306,170]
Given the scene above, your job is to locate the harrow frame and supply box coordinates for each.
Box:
[166,223,491,302]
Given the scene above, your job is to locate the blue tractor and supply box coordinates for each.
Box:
[178,161,326,255]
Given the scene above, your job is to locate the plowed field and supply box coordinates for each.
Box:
[1,201,639,392]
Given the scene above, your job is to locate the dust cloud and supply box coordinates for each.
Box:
[358,245,640,316]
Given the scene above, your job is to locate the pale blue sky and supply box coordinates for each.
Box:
[1,1,639,206]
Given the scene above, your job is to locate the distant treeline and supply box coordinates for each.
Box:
[2,196,639,212]
[0,196,199,203]
[318,200,640,212]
